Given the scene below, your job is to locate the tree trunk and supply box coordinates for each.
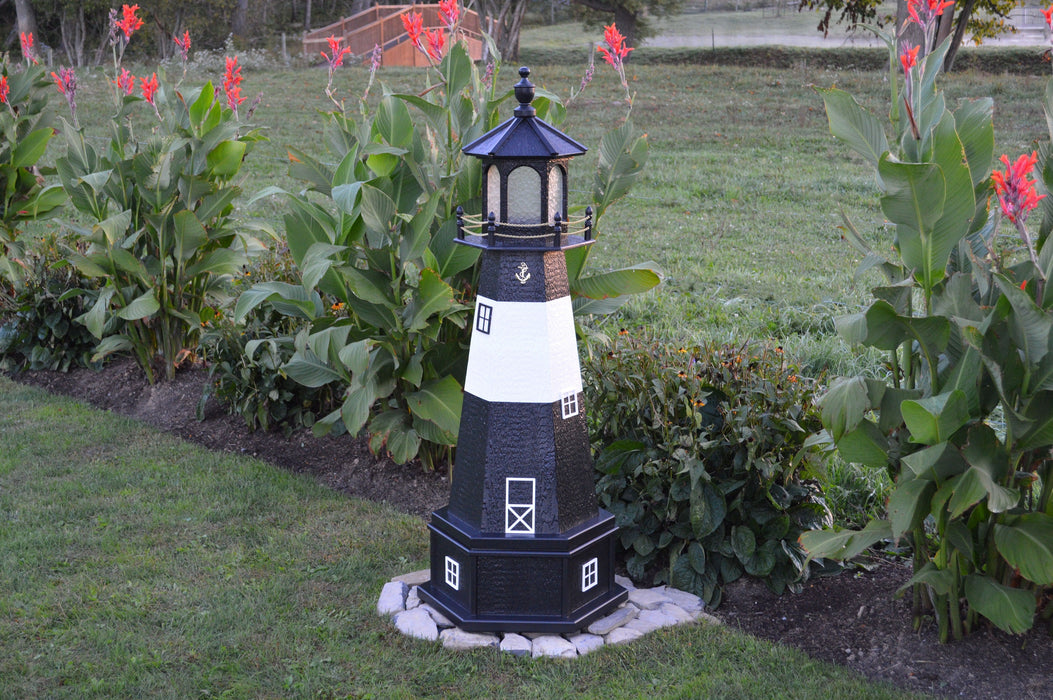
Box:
[943,0,977,72]
[305,0,313,31]
[14,0,38,40]
[481,0,529,61]
[59,7,86,67]
[232,0,249,37]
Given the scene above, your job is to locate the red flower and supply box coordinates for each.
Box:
[991,152,1046,224]
[20,31,37,65]
[401,10,424,51]
[140,72,159,105]
[223,56,246,114]
[0,76,9,105]
[439,0,460,29]
[424,28,446,61]
[116,4,144,40]
[115,68,136,96]
[51,67,77,120]
[597,23,633,70]
[173,30,191,62]
[906,0,954,29]
[1044,5,1053,30]
[322,35,352,70]
[899,45,920,75]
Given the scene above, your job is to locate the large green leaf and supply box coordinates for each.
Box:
[11,128,53,169]
[994,514,1053,586]
[689,482,726,539]
[820,376,870,442]
[964,574,1036,634]
[888,476,936,541]
[406,375,463,437]
[299,242,347,292]
[592,121,648,219]
[945,425,1018,518]
[901,390,970,445]
[799,519,892,562]
[953,98,995,189]
[835,421,889,467]
[571,264,662,301]
[173,210,208,263]
[878,156,945,234]
[206,140,247,178]
[234,281,321,322]
[994,274,1053,367]
[284,349,344,388]
[116,289,160,321]
[359,185,396,241]
[821,87,889,168]
[403,268,457,332]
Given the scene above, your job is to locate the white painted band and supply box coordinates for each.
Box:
[463,295,583,404]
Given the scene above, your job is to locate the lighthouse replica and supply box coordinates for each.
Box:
[417,67,627,632]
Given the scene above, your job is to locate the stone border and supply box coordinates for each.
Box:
[377,570,721,657]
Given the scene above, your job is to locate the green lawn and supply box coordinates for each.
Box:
[0,377,919,698]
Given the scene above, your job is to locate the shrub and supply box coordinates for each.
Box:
[584,331,833,607]
[0,233,99,373]
[199,246,337,434]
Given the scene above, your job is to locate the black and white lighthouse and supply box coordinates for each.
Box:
[417,67,627,632]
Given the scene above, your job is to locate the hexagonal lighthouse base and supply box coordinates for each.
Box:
[417,507,627,633]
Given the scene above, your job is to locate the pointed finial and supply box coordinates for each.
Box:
[513,66,536,118]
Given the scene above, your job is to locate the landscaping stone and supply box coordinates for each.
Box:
[605,626,644,645]
[531,635,577,658]
[625,607,680,634]
[393,569,430,586]
[615,574,636,591]
[440,628,500,650]
[567,632,605,656]
[420,603,454,629]
[499,633,533,656]
[662,587,704,614]
[393,607,438,641]
[381,572,706,657]
[659,602,695,624]
[586,604,638,636]
[405,586,421,610]
[377,580,408,616]
[628,587,673,610]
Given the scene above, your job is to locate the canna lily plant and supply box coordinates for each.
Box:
[59,6,266,383]
[802,0,1053,640]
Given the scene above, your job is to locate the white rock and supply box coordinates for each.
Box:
[419,603,455,629]
[377,580,408,616]
[392,569,431,586]
[625,607,680,634]
[587,605,638,636]
[531,635,578,658]
[697,612,723,626]
[628,587,673,610]
[405,586,421,610]
[500,633,533,656]
[567,632,605,656]
[393,607,438,641]
[605,626,643,645]
[615,574,637,591]
[659,602,694,624]
[440,628,500,650]
[662,587,704,614]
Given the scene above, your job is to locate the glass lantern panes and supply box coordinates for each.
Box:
[507,166,540,225]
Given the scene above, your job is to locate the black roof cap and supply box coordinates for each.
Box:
[462,67,587,159]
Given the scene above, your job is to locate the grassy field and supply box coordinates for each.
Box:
[64,53,1050,375]
[0,377,919,698]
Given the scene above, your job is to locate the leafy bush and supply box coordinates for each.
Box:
[584,332,833,607]
[0,234,100,373]
[199,246,337,434]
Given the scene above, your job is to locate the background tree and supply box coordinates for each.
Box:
[480,0,530,60]
[571,0,682,47]
[798,0,1018,71]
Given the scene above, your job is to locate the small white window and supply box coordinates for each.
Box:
[582,558,598,592]
[476,303,493,335]
[444,556,460,590]
[561,392,579,419]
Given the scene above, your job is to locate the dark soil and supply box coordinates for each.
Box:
[8,358,1053,699]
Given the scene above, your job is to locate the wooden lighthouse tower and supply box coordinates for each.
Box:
[417,67,627,632]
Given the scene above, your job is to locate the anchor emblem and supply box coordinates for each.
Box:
[515,262,531,285]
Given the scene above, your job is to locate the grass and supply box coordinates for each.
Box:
[0,376,920,698]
